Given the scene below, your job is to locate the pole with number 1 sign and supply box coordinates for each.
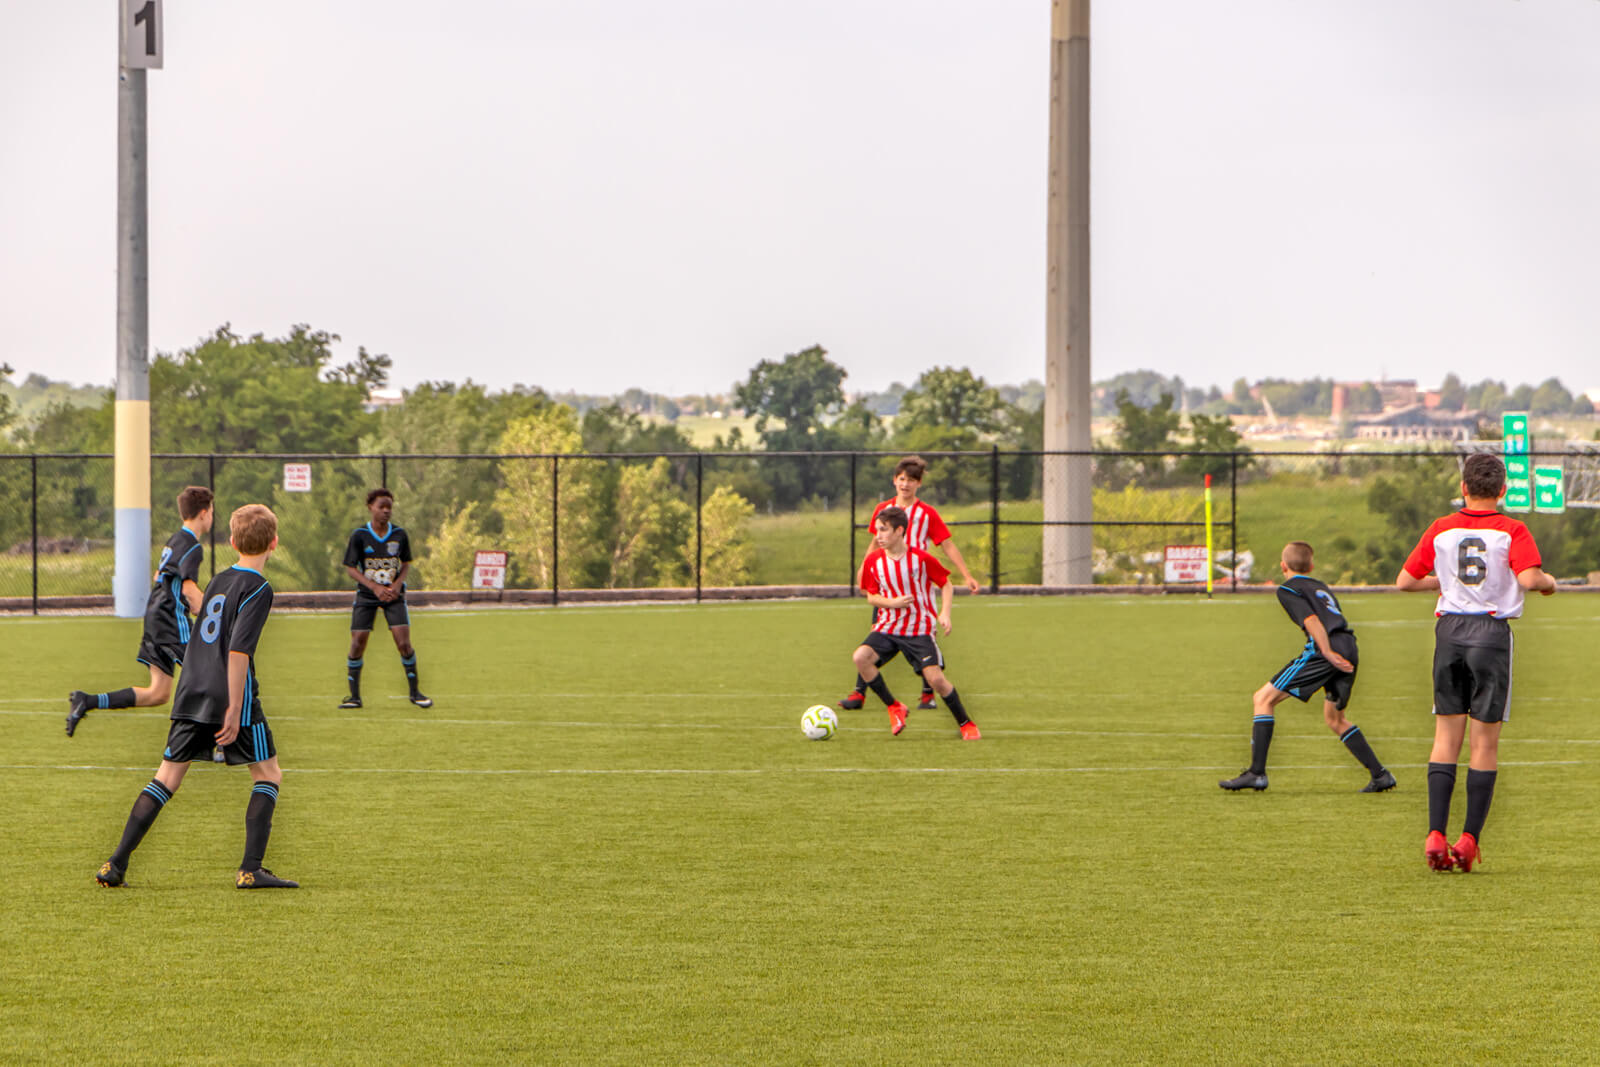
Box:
[114,0,161,616]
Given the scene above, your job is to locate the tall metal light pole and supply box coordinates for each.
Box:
[1042,0,1093,586]
[116,0,162,616]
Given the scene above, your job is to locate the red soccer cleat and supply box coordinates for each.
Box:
[887,702,908,736]
[918,692,938,711]
[837,692,865,711]
[1451,833,1481,873]
[1425,830,1454,872]
[959,721,981,741]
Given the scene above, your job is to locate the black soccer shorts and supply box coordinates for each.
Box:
[351,596,410,632]
[162,714,276,766]
[1268,634,1359,711]
[1432,614,1514,723]
[862,631,945,673]
[136,633,185,677]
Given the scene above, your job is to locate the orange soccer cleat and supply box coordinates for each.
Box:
[887,702,908,736]
[959,721,981,741]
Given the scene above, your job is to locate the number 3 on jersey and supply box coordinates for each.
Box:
[200,594,227,643]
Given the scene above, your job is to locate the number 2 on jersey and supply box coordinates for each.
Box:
[200,594,227,643]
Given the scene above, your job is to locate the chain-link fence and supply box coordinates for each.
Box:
[3,448,1596,610]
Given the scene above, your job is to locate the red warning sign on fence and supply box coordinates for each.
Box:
[1164,545,1208,584]
[473,550,509,590]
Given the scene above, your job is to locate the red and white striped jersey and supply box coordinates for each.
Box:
[869,498,951,550]
[1403,509,1543,618]
[860,546,951,636]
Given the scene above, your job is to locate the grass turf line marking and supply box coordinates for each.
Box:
[5,759,1591,776]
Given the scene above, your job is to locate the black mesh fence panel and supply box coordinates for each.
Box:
[9,447,1598,611]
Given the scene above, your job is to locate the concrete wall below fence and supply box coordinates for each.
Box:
[6,581,1596,615]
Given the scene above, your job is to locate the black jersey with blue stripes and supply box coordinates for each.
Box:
[1276,574,1353,639]
[170,565,274,726]
[144,526,203,632]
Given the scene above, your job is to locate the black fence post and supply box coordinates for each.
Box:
[1230,451,1239,592]
[551,455,560,606]
[848,452,857,592]
[695,452,704,602]
[990,445,1001,594]
[31,455,39,615]
[207,453,217,580]
[381,455,388,490]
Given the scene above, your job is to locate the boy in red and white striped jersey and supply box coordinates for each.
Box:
[1397,452,1556,873]
[839,456,981,712]
[852,506,980,739]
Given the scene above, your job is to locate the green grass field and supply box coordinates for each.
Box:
[5,596,1600,1062]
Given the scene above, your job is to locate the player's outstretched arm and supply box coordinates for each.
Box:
[939,539,982,595]
[1517,566,1557,596]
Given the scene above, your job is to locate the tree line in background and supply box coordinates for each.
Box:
[3,328,1598,590]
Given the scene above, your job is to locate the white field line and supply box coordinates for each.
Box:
[1,760,1590,777]
[8,705,1600,747]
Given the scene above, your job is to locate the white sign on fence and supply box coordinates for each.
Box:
[473,550,510,590]
[282,463,313,492]
[1164,545,1208,584]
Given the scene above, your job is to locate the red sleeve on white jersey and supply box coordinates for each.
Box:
[1403,519,1442,579]
[869,500,890,532]
[1507,521,1542,573]
[921,503,951,546]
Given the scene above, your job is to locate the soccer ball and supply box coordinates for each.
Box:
[801,705,838,740]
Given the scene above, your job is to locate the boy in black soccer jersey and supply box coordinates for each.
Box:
[67,486,215,738]
[1220,541,1396,793]
[339,487,431,709]
[95,504,298,889]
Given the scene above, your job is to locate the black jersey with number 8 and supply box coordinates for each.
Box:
[170,565,274,726]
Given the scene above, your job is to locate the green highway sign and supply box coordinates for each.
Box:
[1502,412,1529,455]
[1534,466,1565,514]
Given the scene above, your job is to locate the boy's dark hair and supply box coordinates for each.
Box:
[1282,541,1314,574]
[893,457,927,482]
[1462,453,1506,500]
[367,487,394,506]
[230,505,278,556]
[876,506,909,532]
[176,485,214,520]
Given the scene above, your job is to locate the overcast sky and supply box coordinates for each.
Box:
[4,0,1598,398]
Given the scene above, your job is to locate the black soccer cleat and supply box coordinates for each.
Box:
[1219,770,1269,792]
[1360,769,1397,793]
[95,859,126,887]
[918,692,938,711]
[837,692,865,711]
[408,692,433,709]
[237,868,299,889]
[66,691,93,737]
[337,696,363,710]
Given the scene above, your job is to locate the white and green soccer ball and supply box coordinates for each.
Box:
[801,705,838,740]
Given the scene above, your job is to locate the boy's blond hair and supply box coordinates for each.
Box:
[230,505,278,556]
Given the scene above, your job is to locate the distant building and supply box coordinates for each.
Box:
[364,388,404,413]
[1351,404,1480,442]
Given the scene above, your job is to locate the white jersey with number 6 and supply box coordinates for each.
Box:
[1403,509,1542,619]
